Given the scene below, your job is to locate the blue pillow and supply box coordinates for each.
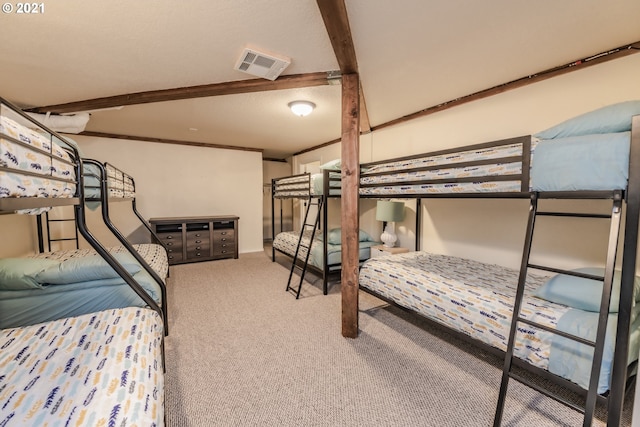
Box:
[0,258,61,290]
[534,100,640,140]
[534,267,640,313]
[319,159,341,170]
[326,228,375,245]
[530,132,630,192]
[36,252,142,284]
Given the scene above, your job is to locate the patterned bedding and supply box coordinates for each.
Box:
[30,244,169,280]
[0,307,164,426]
[84,163,136,200]
[272,173,340,197]
[0,114,77,199]
[299,131,633,196]
[360,144,525,196]
[273,230,377,269]
[359,252,640,393]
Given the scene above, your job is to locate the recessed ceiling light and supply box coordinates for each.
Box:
[189,128,198,131]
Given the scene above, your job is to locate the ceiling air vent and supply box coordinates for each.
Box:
[234,48,291,80]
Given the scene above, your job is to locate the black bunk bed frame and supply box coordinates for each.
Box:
[81,159,169,333]
[271,173,335,294]
[0,97,166,338]
[271,170,414,296]
[351,129,639,426]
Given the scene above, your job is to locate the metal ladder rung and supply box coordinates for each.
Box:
[518,317,596,347]
[528,264,604,281]
[494,190,624,427]
[508,372,585,413]
[286,196,324,299]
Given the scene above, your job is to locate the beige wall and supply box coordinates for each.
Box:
[0,215,40,257]
[74,135,265,254]
[292,54,640,270]
[263,160,293,239]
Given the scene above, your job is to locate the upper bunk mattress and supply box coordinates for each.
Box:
[324,130,633,196]
[359,251,640,393]
[0,307,164,426]
[0,114,76,199]
[84,163,136,200]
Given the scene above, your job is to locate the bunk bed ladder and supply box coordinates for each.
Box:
[286,197,324,299]
[40,210,80,252]
[494,191,623,427]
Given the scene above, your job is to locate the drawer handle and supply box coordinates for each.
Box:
[195,233,201,237]
[166,235,173,239]
[195,240,202,243]
[221,238,226,242]
[195,246,201,250]
[221,232,227,235]
[195,253,201,256]
[221,250,227,253]
[166,242,173,246]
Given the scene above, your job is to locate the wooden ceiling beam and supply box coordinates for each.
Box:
[30,72,335,114]
[297,40,640,156]
[316,0,358,74]
[373,40,640,132]
[77,131,263,153]
[316,0,370,133]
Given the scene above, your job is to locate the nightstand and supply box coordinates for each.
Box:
[370,245,410,258]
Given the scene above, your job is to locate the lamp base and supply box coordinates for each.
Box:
[380,223,397,248]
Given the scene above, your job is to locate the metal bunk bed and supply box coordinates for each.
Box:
[271,170,378,297]
[80,159,169,333]
[0,97,165,424]
[352,115,640,425]
[271,172,331,297]
[0,96,164,328]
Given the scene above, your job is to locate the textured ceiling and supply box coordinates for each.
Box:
[0,0,639,158]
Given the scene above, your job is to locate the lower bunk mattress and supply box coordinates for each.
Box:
[0,307,164,426]
[0,246,166,329]
[29,243,169,280]
[273,230,378,270]
[359,252,640,394]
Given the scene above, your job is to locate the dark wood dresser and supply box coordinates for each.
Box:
[150,216,239,265]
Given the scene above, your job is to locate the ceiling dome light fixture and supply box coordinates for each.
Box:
[288,100,316,117]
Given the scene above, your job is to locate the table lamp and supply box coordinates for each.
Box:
[376,200,405,247]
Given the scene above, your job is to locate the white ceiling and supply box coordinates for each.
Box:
[1,0,639,158]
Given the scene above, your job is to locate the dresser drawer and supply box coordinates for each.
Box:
[186,230,210,245]
[158,232,182,243]
[166,250,184,264]
[213,229,234,242]
[213,241,235,256]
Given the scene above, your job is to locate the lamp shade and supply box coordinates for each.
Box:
[376,200,405,222]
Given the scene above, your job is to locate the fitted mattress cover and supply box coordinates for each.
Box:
[0,307,164,426]
[0,115,76,200]
[30,244,169,280]
[359,251,640,393]
[273,230,377,269]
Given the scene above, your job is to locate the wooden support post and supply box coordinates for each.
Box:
[341,73,360,338]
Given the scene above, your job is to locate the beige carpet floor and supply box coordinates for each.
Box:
[163,251,634,426]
